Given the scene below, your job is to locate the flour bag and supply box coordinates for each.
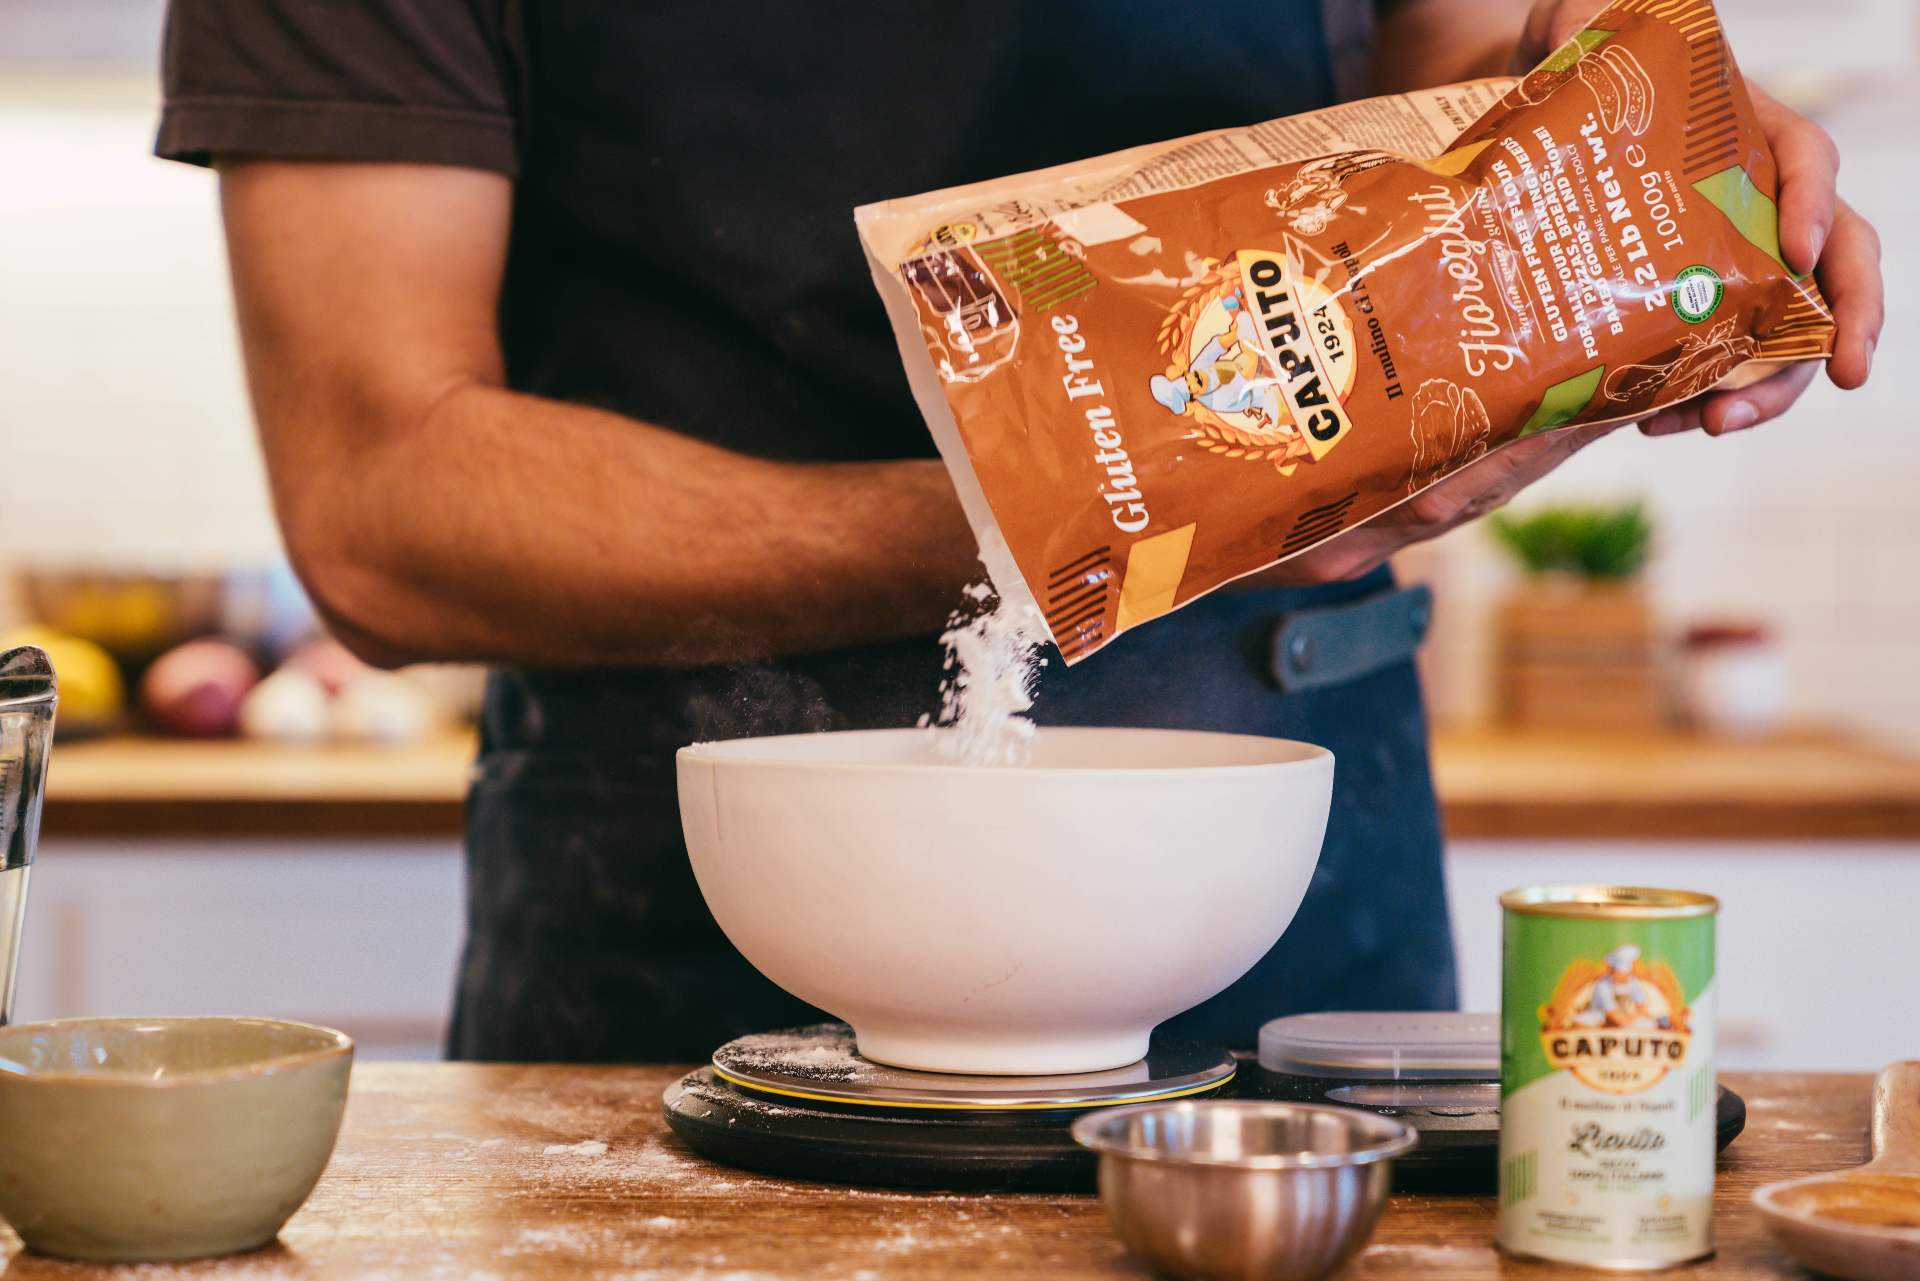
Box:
[858,0,1834,662]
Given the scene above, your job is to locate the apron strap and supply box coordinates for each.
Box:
[1270,583,1432,693]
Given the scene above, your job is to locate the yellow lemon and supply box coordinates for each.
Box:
[1,625,125,728]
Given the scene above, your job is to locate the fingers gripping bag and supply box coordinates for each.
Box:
[858,0,1835,663]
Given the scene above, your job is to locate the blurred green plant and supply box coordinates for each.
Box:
[1487,502,1653,580]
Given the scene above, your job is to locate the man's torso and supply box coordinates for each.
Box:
[501,2,1358,470]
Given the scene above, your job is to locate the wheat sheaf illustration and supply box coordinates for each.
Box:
[1539,958,1609,1031]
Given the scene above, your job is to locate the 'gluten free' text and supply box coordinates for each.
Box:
[1053,314,1148,534]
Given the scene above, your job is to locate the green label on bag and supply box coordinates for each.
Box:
[1671,266,1724,324]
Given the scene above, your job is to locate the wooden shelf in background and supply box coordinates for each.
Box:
[1433,726,1920,841]
[39,726,1920,843]
[42,731,475,839]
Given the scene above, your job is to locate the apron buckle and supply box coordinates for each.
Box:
[1271,583,1432,692]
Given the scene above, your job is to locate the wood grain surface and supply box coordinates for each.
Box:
[1433,727,1920,840]
[0,1064,1873,1279]
[42,732,475,838]
[43,727,1920,841]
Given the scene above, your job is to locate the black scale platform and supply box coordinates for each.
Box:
[662,1024,1748,1193]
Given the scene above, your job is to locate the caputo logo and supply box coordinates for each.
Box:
[1147,249,1357,478]
[1538,944,1692,1093]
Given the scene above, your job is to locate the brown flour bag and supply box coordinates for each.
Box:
[858,0,1835,663]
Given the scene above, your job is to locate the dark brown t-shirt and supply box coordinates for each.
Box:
[158,0,522,177]
[157,1,1367,461]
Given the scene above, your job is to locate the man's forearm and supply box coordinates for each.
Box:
[277,381,978,668]
[217,161,980,670]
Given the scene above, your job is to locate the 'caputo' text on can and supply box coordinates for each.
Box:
[1498,885,1719,1270]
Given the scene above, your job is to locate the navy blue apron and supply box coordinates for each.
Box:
[448,1,1455,1062]
[452,569,1454,1062]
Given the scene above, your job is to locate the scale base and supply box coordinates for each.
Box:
[663,1025,1237,1192]
[665,1067,1112,1192]
[660,1026,1749,1193]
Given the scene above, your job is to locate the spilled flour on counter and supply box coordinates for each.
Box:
[920,580,1047,766]
[543,1139,609,1157]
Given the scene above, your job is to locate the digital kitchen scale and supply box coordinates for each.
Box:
[664,1015,1746,1193]
[1251,1012,1747,1189]
[662,1024,1237,1192]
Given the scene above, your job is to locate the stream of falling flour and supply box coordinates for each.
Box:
[918,530,1049,766]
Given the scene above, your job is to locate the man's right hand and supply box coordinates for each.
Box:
[1248,419,1626,587]
[1516,0,1882,439]
[220,161,980,669]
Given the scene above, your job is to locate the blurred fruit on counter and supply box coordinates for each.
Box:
[145,635,454,747]
[238,668,331,744]
[10,566,475,747]
[138,638,261,737]
[20,566,317,670]
[0,624,124,738]
[217,566,322,661]
[329,671,438,746]
[236,651,445,748]
[282,637,372,697]
[1488,502,1667,732]
[21,571,224,668]
[398,663,487,723]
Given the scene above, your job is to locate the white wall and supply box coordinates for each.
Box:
[1446,841,1920,1072]
[13,840,466,1060]
[0,76,280,571]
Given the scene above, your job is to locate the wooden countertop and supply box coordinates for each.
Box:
[42,731,476,839]
[0,1065,1871,1279]
[1432,726,1920,840]
[39,726,1920,842]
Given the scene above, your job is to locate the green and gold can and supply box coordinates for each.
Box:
[1497,885,1719,1270]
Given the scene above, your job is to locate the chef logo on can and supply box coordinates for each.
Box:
[1538,944,1693,1093]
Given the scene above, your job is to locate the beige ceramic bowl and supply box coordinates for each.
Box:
[0,1016,352,1261]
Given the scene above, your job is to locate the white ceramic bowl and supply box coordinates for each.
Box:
[677,727,1333,1075]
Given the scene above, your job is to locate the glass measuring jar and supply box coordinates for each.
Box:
[0,646,55,1026]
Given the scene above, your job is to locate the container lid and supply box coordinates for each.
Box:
[0,647,55,711]
[1257,1011,1498,1081]
[1500,884,1718,919]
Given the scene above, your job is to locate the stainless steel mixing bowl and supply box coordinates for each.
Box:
[1072,1100,1416,1281]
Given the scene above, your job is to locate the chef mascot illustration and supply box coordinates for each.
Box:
[1573,944,1671,1030]
[1148,294,1284,427]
